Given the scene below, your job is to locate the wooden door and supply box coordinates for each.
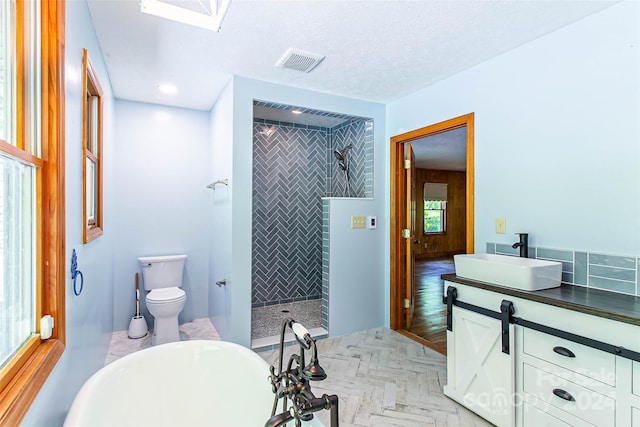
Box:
[405,143,416,329]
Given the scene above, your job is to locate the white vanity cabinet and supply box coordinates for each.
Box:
[444,305,515,426]
[443,279,640,427]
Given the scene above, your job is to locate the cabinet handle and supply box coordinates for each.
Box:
[552,388,575,402]
[553,346,576,358]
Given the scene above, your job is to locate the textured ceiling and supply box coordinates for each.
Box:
[86,0,616,111]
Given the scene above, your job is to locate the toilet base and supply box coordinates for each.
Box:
[151,315,180,346]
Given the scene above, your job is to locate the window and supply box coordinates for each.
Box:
[0,153,36,368]
[0,0,65,424]
[82,49,103,243]
[424,200,447,233]
[423,182,447,234]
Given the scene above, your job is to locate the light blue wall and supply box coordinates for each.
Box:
[112,100,211,331]
[25,2,639,424]
[386,2,640,276]
[21,1,115,424]
[215,76,386,345]
[208,79,234,341]
[327,199,385,336]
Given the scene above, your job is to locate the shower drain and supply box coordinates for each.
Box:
[281,309,290,313]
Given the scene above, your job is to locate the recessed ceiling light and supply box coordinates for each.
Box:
[157,84,177,94]
[291,110,303,115]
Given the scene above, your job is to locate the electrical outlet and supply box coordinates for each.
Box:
[495,218,506,234]
[424,243,428,248]
[351,216,366,229]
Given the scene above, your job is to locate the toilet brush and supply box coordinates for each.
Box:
[128,272,148,339]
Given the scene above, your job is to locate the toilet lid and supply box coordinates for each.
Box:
[146,288,186,303]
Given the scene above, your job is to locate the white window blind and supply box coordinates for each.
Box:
[424,182,447,201]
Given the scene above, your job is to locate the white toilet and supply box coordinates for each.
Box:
[138,254,187,346]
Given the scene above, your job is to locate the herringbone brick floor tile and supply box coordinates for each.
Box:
[259,328,492,427]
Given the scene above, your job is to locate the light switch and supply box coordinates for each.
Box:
[351,216,366,229]
[495,218,506,234]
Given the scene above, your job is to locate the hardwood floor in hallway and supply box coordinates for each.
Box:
[407,257,455,355]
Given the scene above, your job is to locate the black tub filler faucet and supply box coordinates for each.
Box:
[265,318,339,427]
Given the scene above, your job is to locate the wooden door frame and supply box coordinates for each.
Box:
[390,113,475,331]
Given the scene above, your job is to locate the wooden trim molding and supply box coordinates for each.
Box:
[82,49,104,243]
[0,139,44,167]
[0,0,66,423]
[389,132,406,331]
[41,0,66,344]
[390,113,474,331]
[0,340,64,426]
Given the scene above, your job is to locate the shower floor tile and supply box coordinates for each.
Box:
[251,327,328,352]
[251,300,322,340]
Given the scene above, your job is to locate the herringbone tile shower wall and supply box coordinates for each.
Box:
[252,117,373,307]
[252,122,328,306]
[329,119,372,198]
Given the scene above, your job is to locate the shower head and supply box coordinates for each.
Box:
[333,144,353,161]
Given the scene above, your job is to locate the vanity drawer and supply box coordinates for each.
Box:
[523,328,616,386]
[523,363,615,427]
[523,402,572,427]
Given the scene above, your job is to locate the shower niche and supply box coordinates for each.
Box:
[251,100,374,348]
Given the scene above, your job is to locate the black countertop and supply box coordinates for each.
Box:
[442,273,640,327]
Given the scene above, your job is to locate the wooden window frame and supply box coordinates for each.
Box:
[0,0,65,424]
[82,49,103,243]
[423,200,447,234]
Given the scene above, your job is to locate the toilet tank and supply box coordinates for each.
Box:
[138,254,187,290]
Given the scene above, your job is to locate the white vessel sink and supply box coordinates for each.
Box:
[454,254,562,291]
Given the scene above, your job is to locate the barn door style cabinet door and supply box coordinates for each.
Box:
[443,303,515,426]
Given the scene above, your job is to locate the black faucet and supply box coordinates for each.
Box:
[512,233,528,258]
[266,318,339,427]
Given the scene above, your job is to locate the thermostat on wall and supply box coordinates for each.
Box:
[367,216,377,229]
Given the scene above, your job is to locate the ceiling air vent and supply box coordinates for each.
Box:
[275,48,325,73]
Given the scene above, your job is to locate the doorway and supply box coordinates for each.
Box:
[390,113,474,355]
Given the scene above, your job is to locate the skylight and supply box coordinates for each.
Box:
[140,0,231,32]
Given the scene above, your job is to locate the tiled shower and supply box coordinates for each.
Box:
[251,101,373,343]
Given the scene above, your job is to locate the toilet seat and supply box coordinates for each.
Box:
[146,288,186,304]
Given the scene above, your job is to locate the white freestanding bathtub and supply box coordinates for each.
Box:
[64,340,323,426]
